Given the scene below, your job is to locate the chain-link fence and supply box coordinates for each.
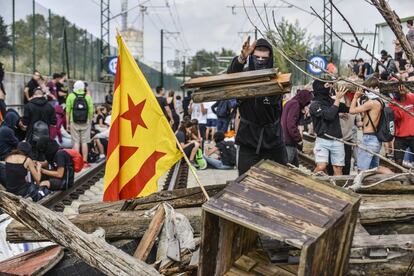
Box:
[0,0,117,82]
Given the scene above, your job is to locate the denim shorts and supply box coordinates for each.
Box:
[314,137,345,166]
[357,134,381,170]
[206,119,217,128]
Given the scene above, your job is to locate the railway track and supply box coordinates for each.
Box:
[38,161,106,212]
[163,159,189,191]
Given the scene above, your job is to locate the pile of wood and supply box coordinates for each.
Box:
[182,68,291,103]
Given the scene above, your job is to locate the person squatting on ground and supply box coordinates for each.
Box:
[175,121,200,167]
[204,131,236,170]
[309,80,349,176]
[229,37,287,175]
[36,137,75,191]
[5,142,50,201]
[281,89,314,167]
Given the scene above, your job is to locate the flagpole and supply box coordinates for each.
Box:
[174,136,210,200]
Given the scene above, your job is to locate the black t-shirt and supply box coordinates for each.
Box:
[25,79,39,104]
[156,96,168,117]
[56,82,68,105]
[53,150,74,184]
[176,130,186,144]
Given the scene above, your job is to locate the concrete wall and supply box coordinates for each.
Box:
[3,72,112,113]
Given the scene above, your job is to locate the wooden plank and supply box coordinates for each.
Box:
[204,195,314,248]
[0,191,160,276]
[196,76,272,89]
[359,199,414,224]
[78,184,225,214]
[183,68,279,88]
[0,245,63,276]
[6,208,201,243]
[198,211,220,276]
[379,80,414,93]
[224,267,255,276]
[192,74,291,103]
[227,180,334,227]
[233,255,258,272]
[257,160,359,204]
[133,204,165,261]
[246,167,349,212]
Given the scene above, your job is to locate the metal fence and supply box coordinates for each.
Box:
[0,0,183,90]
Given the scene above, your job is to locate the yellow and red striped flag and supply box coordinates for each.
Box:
[103,35,182,201]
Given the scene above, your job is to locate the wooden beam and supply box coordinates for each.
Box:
[371,0,414,64]
[78,184,225,214]
[133,204,165,261]
[6,207,201,243]
[379,81,414,93]
[0,191,160,276]
[182,68,279,88]
[359,199,414,224]
[192,74,291,103]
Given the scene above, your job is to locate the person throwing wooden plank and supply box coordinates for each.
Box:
[228,37,287,175]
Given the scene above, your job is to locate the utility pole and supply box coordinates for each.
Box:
[160,29,164,87]
[32,0,35,72]
[323,0,333,60]
[182,59,186,83]
[160,29,179,87]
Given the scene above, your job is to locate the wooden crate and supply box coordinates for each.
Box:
[199,160,360,276]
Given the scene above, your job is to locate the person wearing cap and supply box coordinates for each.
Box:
[66,80,94,168]
[228,37,287,175]
[4,142,49,202]
[309,80,349,175]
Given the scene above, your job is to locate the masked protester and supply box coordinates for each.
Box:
[228,37,287,175]
[309,80,349,176]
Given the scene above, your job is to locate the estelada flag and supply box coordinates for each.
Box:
[103,35,182,201]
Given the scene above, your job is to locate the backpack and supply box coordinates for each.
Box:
[219,141,237,166]
[72,93,89,123]
[367,99,395,142]
[31,120,49,142]
[195,149,207,170]
[63,149,84,173]
[216,101,231,118]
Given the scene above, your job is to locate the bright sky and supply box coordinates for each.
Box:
[31,0,414,67]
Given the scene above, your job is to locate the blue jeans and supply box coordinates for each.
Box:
[217,118,229,133]
[204,155,233,169]
[357,134,381,170]
[314,137,345,166]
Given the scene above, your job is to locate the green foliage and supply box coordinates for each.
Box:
[188,48,236,76]
[267,17,312,85]
[0,16,11,55]
[1,13,101,80]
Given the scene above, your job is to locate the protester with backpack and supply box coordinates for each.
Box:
[36,137,76,190]
[349,84,393,174]
[22,88,57,149]
[66,81,94,168]
[204,131,236,169]
[389,85,414,166]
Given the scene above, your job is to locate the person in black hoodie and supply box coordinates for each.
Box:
[309,79,348,175]
[228,37,287,175]
[22,88,56,147]
[0,111,19,160]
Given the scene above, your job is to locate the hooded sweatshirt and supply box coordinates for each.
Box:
[281,90,314,146]
[309,80,349,139]
[227,38,284,152]
[22,96,57,143]
[0,112,19,160]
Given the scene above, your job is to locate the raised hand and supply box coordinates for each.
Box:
[335,86,348,100]
[240,36,257,60]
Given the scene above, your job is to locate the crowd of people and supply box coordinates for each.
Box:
[0,68,112,202]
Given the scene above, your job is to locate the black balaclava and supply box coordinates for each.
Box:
[248,38,274,71]
[312,79,333,105]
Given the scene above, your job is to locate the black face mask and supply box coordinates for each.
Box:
[252,56,269,70]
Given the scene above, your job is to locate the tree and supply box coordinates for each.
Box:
[265,18,312,84]
[188,48,236,76]
[0,16,11,55]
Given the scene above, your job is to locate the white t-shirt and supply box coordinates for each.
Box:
[191,103,207,124]
[203,101,217,120]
